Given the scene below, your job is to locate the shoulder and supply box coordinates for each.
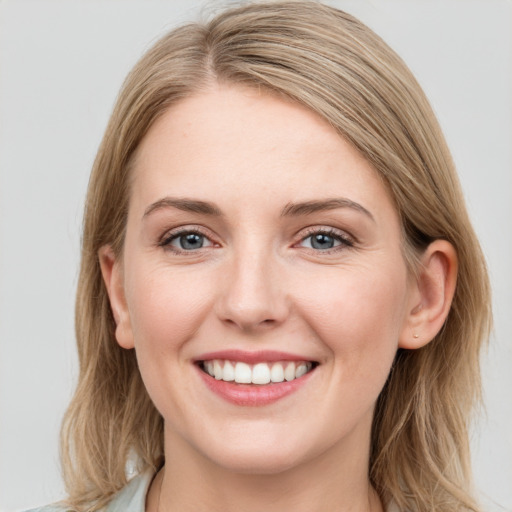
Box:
[23,471,155,512]
[103,470,154,511]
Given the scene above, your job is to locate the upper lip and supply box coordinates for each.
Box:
[194,349,318,365]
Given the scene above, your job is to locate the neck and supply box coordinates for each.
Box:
[148,425,383,512]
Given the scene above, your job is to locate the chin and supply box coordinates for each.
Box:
[208,447,305,475]
[194,425,321,476]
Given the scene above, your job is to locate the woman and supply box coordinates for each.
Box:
[30,1,491,511]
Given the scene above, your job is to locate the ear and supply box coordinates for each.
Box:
[399,240,458,349]
[98,245,135,349]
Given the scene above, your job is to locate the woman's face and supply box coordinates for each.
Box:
[105,85,419,474]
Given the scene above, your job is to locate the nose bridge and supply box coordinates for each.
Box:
[217,235,287,330]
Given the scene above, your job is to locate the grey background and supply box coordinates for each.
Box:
[0,1,511,511]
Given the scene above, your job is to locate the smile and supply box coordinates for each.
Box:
[199,360,316,384]
[194,351,319,406]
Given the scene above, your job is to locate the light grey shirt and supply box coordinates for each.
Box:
[27,471,399,511]
[25,471,152,512]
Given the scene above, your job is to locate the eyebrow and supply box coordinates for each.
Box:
[143,197,223,219]
[142,196,374,221]
[280,198,374,221]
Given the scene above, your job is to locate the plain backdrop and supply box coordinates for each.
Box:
[0,1,511,511]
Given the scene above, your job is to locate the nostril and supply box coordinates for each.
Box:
[220,311,283,331]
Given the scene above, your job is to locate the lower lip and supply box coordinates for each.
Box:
[196,366,315,406]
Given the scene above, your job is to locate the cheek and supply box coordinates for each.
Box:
[295,263,408,374]
[125,263,215,353]
[123,264,216,417]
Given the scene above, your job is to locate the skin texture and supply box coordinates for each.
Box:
[100,84,457,512]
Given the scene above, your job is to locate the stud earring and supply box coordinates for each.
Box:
[413,333,419,339]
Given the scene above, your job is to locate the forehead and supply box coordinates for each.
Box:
[130,84,394,217]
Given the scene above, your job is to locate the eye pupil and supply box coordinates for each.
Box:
[311,233,335,250]
[180,233,203,250]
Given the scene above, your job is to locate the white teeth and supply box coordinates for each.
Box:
[270,363,285,383]
[295,363,308,378]
[202,360,314,384]
[213,360,223,380]
[284,362,296,382]
[205,361,214,377]
[252,363,271,385]
[234,362,252,384]
[222,360,235,381]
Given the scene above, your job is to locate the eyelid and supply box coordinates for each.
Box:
[294,226,355,250]
[158,225,219,252]
[157,224,354,254]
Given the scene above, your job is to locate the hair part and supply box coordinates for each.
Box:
[61,2,491,510]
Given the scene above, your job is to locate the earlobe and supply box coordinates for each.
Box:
[98,245,135,349]
[399,240,458,350]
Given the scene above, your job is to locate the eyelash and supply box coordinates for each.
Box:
[158,227,215,254]
[296,227,354,254]
[158,226,354,255]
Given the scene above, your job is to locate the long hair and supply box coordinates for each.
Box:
[61,2,492,510]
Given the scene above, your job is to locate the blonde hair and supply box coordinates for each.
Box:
[61,2,491,510]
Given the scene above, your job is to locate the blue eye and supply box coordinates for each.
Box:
[300,230,351,251]
[312,233,337,249]
[164,231,214,251]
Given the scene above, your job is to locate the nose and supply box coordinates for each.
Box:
[215,246,289,332]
